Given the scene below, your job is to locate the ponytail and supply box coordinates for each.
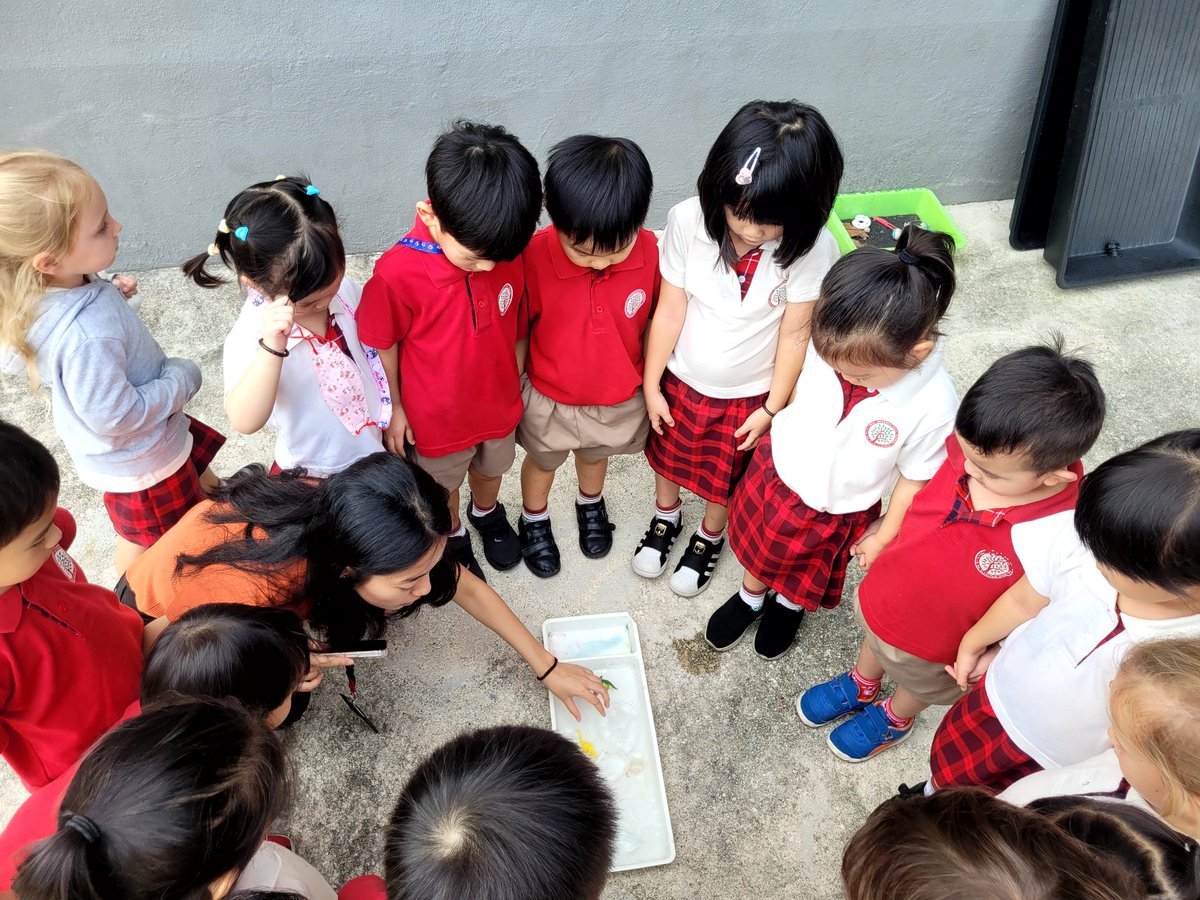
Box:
[812,224,957,369]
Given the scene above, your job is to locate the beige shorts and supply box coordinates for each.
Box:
[855,598,963,707]
[516,377,650,471]
[409,431,517,493]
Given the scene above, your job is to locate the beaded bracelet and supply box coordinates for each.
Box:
[258,338,289,358]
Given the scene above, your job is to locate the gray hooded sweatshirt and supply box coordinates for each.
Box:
[2,280,202,492]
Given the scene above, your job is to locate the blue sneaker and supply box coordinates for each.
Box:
[827,703,913,762]
[796,671,875,728]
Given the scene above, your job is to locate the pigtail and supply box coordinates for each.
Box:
[181,232,230,289]
[13,821,110,900]
[894,225,957,316]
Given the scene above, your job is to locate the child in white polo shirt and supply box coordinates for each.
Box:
[633,99,844,597]
[706,226,960,659]
[930,430,1200,793]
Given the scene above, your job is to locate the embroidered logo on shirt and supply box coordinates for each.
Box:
[624,289,647,318]
[53,548,76,581]
[974,550,1014,579]
[498,284,513,316]
[864,420,899,447]
[767,281,788,308]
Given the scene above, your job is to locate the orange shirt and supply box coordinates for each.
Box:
[125,500,309,621]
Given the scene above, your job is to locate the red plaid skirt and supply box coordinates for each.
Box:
[644,371,767,505]
[727,433,879,610]
[103,416,225,547]
[929,675,1042,792]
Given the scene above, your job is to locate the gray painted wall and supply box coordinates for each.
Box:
[4,1,1056,268]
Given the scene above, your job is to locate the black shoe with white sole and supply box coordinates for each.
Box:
[669,533,724,597]
[631,515,683,578]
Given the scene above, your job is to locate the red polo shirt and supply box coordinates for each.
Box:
[858,436,1083,664]
[0,509,143,790]
[522,226,659,407]
[357,215,526,457]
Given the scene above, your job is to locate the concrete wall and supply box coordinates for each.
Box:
[4,1,1056,268]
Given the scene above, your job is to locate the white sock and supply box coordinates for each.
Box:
[775,594,803,612]
[577,490,602,506]
[450,524,467,538]
[739,585,766,611]
[924,781,936,797]
[522,506,551,523]
[470,500,496,518]
[698,523,726,543]
[655,502,682,525]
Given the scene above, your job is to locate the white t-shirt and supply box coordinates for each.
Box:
[769,342,958,514]
[989,547,1200,769]
[234,841,337,898]
[658,196,840,398]
[999,748,1150,807]
[223,277,386,477]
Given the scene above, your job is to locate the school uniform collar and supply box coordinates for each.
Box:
[401,215,470,288]
[547,226,647,280]
[0,585,25,634]
[875,341,947,407]
[692,215,780,255]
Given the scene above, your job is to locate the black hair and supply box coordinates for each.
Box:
[697,99,843,269]
[384,725,617,900]
[0,418,59,545]
[175,455,458,646]
[1031,795,1200,900]
[1074,429,1200,596]
[543,135,653,255]
[426,121,542,262]
[12,698,288,900]
[956,336,1106,474]
[141,603,311,717]
[812,225,956,369]
[182,175,345,302]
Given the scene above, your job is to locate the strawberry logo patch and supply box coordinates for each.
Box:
[497,283,513,316]
[53,548,76,581]
[864,420,899,447]
[975,550,1014,579]
[624,289,647,318]
[768,281,788,308]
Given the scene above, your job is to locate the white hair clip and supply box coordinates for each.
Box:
[735,147,762,185]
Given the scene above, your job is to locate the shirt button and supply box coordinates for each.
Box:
[738,275,746,283]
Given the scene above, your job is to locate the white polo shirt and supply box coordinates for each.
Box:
[988,546,1200,769]
[223,277,386,477]
[659,196,840,399]
[770,342,959,514]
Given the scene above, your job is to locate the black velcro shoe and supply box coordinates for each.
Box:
[754,597,805,659]
[576,499,615,559]
[467,501,521,571]
[631,515,684,578]
[704,592,764,651]
[445,532,486,583]
[519,517,561,578]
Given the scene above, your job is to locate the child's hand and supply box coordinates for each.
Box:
[384,406,415,455]
[946,643,994,692]
[261,294,294,352]
[734,406,773,451]
[112,273,139,299]
[645,389,674,436]
[544,662,611,722]
[851,528,889,571]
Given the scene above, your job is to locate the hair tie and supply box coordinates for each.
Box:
[897,248,920,266]
[234,226,250,241]
[207,242,220,257]
[305,184,320,196]
[217,218,231,234]
[735,147,762,186]
[63,814,101,844]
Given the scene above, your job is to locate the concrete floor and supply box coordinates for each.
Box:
[2,200,1198,898]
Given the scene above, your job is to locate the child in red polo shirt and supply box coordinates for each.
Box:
[515,135,659,577]
[357,121,542,580]
[0,419,143,790]
[797,341,1106,761]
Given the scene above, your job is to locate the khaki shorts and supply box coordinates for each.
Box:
[516,377,650,471]
[409,431,517,493]
[855,598,963,707]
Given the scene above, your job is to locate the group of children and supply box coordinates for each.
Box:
[0,93,1198,897]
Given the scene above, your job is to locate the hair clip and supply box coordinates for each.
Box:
[735,147,762,185]
[305,184,320,196]
[234,226,249,241]
[207,242,220,257]
[274,175,287,181]
[217,218,230,234]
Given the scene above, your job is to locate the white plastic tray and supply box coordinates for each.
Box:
[543,613,676,872]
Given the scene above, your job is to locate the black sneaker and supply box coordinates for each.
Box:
[576,499,615,559]
[896,781,928,799]
[669,533,724,597]
[631,515,683,578]
[467,501,521,571]
[519,517,561,578]
[754,597,805,659]
[704,592,764,651]
[446,532,486,582]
